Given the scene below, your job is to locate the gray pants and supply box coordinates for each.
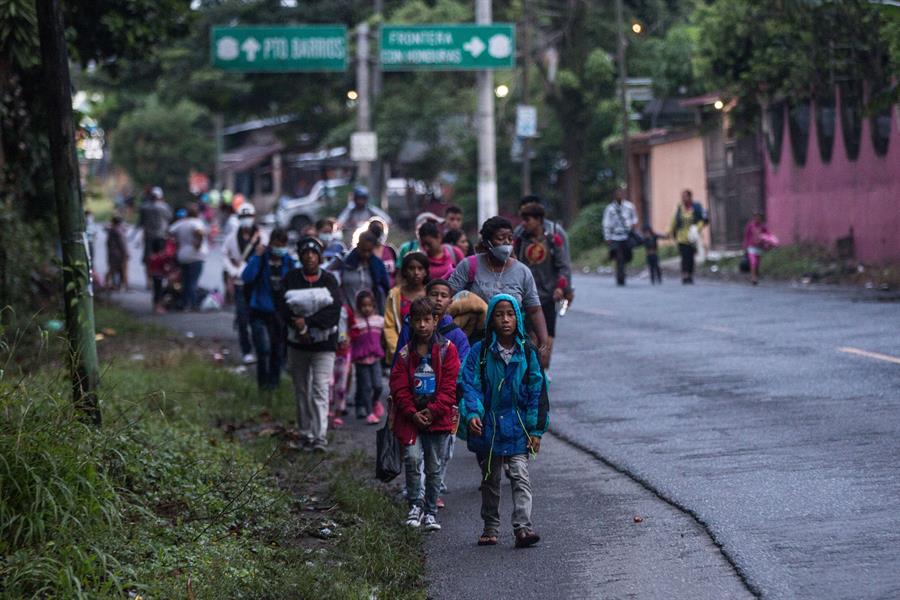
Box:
[287,348,335,446]
[404,433,448,515]
[478,454,533,536]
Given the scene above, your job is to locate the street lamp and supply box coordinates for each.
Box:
[347,90,359,101]
[631,22,643,34]
[714,99,724,110]
[495,84,509,98]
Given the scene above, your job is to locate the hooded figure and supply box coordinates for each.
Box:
[457,293,548,457]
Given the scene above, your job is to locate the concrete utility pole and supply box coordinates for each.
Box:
[476,0,499,225]
[372,0,384,204]
[356,22,372,189]
[615,0,630,190]
[36,0,101,425]
[521,0,532,197]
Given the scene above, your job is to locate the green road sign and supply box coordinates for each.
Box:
[380,24,516,71]
[211,25,347,72]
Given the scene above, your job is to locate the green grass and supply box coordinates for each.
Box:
[574,243,677,271]
[0,305,426,599]
[758,243,836,279]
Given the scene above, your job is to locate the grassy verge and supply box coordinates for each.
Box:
[1,304,425,599]
[698,243,900,289]
[574,243,678,272]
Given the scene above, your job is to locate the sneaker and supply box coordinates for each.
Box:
[242,353,256,365]
[436,497,445,509]
[332,417,344,427]
[422,513,441,531]
[366,413,380,425]
[372,401,385,419]
[312,441,328,453]
[405,506,423,528]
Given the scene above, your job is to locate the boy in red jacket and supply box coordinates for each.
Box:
[390,297,461,531]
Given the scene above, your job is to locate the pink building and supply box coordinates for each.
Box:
[764,91,900,264]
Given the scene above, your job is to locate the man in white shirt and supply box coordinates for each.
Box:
[601,186,638,286]
[168,203,208,310]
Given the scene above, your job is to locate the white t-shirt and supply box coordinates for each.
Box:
[168,217,208,263]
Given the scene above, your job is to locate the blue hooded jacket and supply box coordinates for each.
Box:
[457,293,548,457]
[241,250,297,313]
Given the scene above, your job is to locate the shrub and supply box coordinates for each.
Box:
[568,202,608,256]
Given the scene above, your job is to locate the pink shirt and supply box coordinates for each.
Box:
[350,314,385,364]
[428,246,458,281]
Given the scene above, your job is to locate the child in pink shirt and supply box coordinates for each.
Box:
[350,290,386,423]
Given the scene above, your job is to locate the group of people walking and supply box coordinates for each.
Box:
[216,188,574,543]
[125,181,772,544]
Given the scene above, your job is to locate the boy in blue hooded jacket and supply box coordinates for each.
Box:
[458,293,548,548]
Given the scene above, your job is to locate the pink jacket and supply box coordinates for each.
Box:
[350,314,385,363]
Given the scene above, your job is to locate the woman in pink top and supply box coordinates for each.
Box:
[418,220,462,281]
[743,212,776,285]
[349,290,385,423]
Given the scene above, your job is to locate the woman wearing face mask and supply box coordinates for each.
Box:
[241,228,297,391]
[315,217,347,262]
[447,216,551,362]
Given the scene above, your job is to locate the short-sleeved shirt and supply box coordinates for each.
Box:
[448,253,541,309]
[168,217,208,264]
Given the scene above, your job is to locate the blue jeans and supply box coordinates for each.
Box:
[250,311,284,390]
[234,286,252,355]
[180,260,204,309]
[353,362,382,416]
[404,432,449,515]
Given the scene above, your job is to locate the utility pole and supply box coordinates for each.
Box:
[476,0,499,225]
[372,0,384,205]
[36,0,101,425]
[520,0,532,197]
[356,22,372,189]
[615,0,630,192]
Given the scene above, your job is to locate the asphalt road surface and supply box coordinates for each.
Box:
[99,231,899,599]
[543,274,900,599]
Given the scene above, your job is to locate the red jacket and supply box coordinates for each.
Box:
[389,337,460,445]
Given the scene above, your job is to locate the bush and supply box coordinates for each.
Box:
[568,201,608,256]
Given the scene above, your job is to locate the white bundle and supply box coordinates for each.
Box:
[285,288,333,316]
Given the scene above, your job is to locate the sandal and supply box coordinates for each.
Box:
[514,528,540,548]
[477,533,498,546]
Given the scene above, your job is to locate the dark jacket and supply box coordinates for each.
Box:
[280,268,343,352]
[333,248,391,313]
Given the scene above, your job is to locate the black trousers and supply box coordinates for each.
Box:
[678,243,696,276]
[610,240,631,285]
[647,254,662,284]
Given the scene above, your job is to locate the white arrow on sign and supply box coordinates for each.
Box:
[463,36,486,58]
[241,37,261,62]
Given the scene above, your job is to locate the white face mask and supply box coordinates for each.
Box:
[319,232,333,243]
[239,217,254,228]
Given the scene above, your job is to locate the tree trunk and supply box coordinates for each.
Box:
[561,128,584,226]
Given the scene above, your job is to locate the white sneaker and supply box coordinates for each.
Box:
[422,513,441,531]
[404,506,423,528]
[242,353,256,365]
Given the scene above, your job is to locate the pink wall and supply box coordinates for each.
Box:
[765,93,900,264]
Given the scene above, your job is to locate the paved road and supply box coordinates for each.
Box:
[547,274,900,599]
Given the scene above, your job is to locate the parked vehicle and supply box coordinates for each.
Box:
[275,179,349,233]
